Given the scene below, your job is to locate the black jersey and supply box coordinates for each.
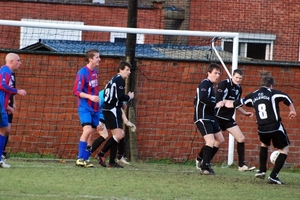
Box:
[194,78,216,122]
[234,86,293,132]
[215,78,242,120]
[103,74,130,109]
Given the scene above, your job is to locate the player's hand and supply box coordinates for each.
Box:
[244,111,253,117]
[97,122,105,131]
[17,89,27,96]
[124,120,136,132]
[215,101,225,108]
[90,95,100,102]
[128,91,134,100]
[288,111,296,119]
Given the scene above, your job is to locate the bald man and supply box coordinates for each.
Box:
[0,53,27,168]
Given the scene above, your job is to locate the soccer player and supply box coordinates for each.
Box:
[219,75,296,184]
[73,49,100,168]
[0,53,27,168]
[96,61,134,168]
[194,63,224,175]
[215,69,255,172]
[1,72,16,162]
[90,89,135,165]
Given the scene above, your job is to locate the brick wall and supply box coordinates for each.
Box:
[190,0,300,61]
[0,1,163,49]
[2,52,300,167]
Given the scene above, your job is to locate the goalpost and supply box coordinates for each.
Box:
[0,19,238,165]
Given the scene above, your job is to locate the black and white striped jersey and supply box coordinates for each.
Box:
[194,78,216,122]
[216,78,242,120]
[234,86,293,129]
[103,74,130,109]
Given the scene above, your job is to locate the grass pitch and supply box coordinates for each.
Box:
[0,159,299,200]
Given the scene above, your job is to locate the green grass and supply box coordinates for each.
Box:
[0,159,299,200]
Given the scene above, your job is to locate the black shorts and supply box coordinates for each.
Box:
[8,114,13,124]
[102,107,122,130]
[196,119,221,137]
[216,117,237,131]
[258,123,290,149]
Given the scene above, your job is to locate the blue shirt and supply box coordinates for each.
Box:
[0,65,18,113]
[73,66,99,112]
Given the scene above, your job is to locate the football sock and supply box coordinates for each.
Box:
[98,137,118,157]
[197,147,203,161]
[202,145,213,170]
[259,146,268,172]
[270,153,287,178]
[84,146,92,160]
[91,136,105,153]
[237,142,245,167]
[0,135,6,160]
[109,143,118,164]
[211,146,219,162]
[78,141,87,159]
[117,138,125,160]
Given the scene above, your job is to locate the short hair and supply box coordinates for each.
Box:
[207,63,221,73]
[117,61,132,72]
[260,75,274,87]
[85,49,99,63]
[233,69,243,76]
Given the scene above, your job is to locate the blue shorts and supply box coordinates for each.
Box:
[0,112,9,127]
[78,109,99,129]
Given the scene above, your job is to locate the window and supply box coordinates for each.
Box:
[110,32,145,44]
[223,33,276,60]
[20,19,84,49]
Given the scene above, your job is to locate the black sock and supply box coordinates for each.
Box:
[259,146,268,172]
[237,142,245,167]
[91,136,106,153]
[117,138,125,160]
[197,147,203,161]
[210,146,219,162]
[109,143,118,164]
[202,145,213,170]
[98,137,117,157]
[270,153,287,178]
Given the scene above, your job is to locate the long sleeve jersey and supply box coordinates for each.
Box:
[0,66,18,113]
[194,78,216,122]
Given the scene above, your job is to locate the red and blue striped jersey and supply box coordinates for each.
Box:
[73,66,99,112]
[0,65,18,113]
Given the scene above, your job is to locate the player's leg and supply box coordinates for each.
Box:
[116,138,130,165]
[227,125,255,171]
[97,108,124,167]
[268,127,289,184]
[76,111,94,167]
[2,115,12,160]
[0,113,10,168]
[91,120,108,154]
[255,134,271,179]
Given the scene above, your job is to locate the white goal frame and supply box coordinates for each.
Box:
[0,19,238,165]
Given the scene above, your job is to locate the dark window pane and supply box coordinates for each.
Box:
[247,43,266,59]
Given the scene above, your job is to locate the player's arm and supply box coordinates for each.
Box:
[116,78,134,102]
[198,81,215,107]
[237,107,253,117]
[215,80,226,103]
[0,72,18,94]
[73,73,99,102]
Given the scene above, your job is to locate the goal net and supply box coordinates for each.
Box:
[0,3,239,163]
